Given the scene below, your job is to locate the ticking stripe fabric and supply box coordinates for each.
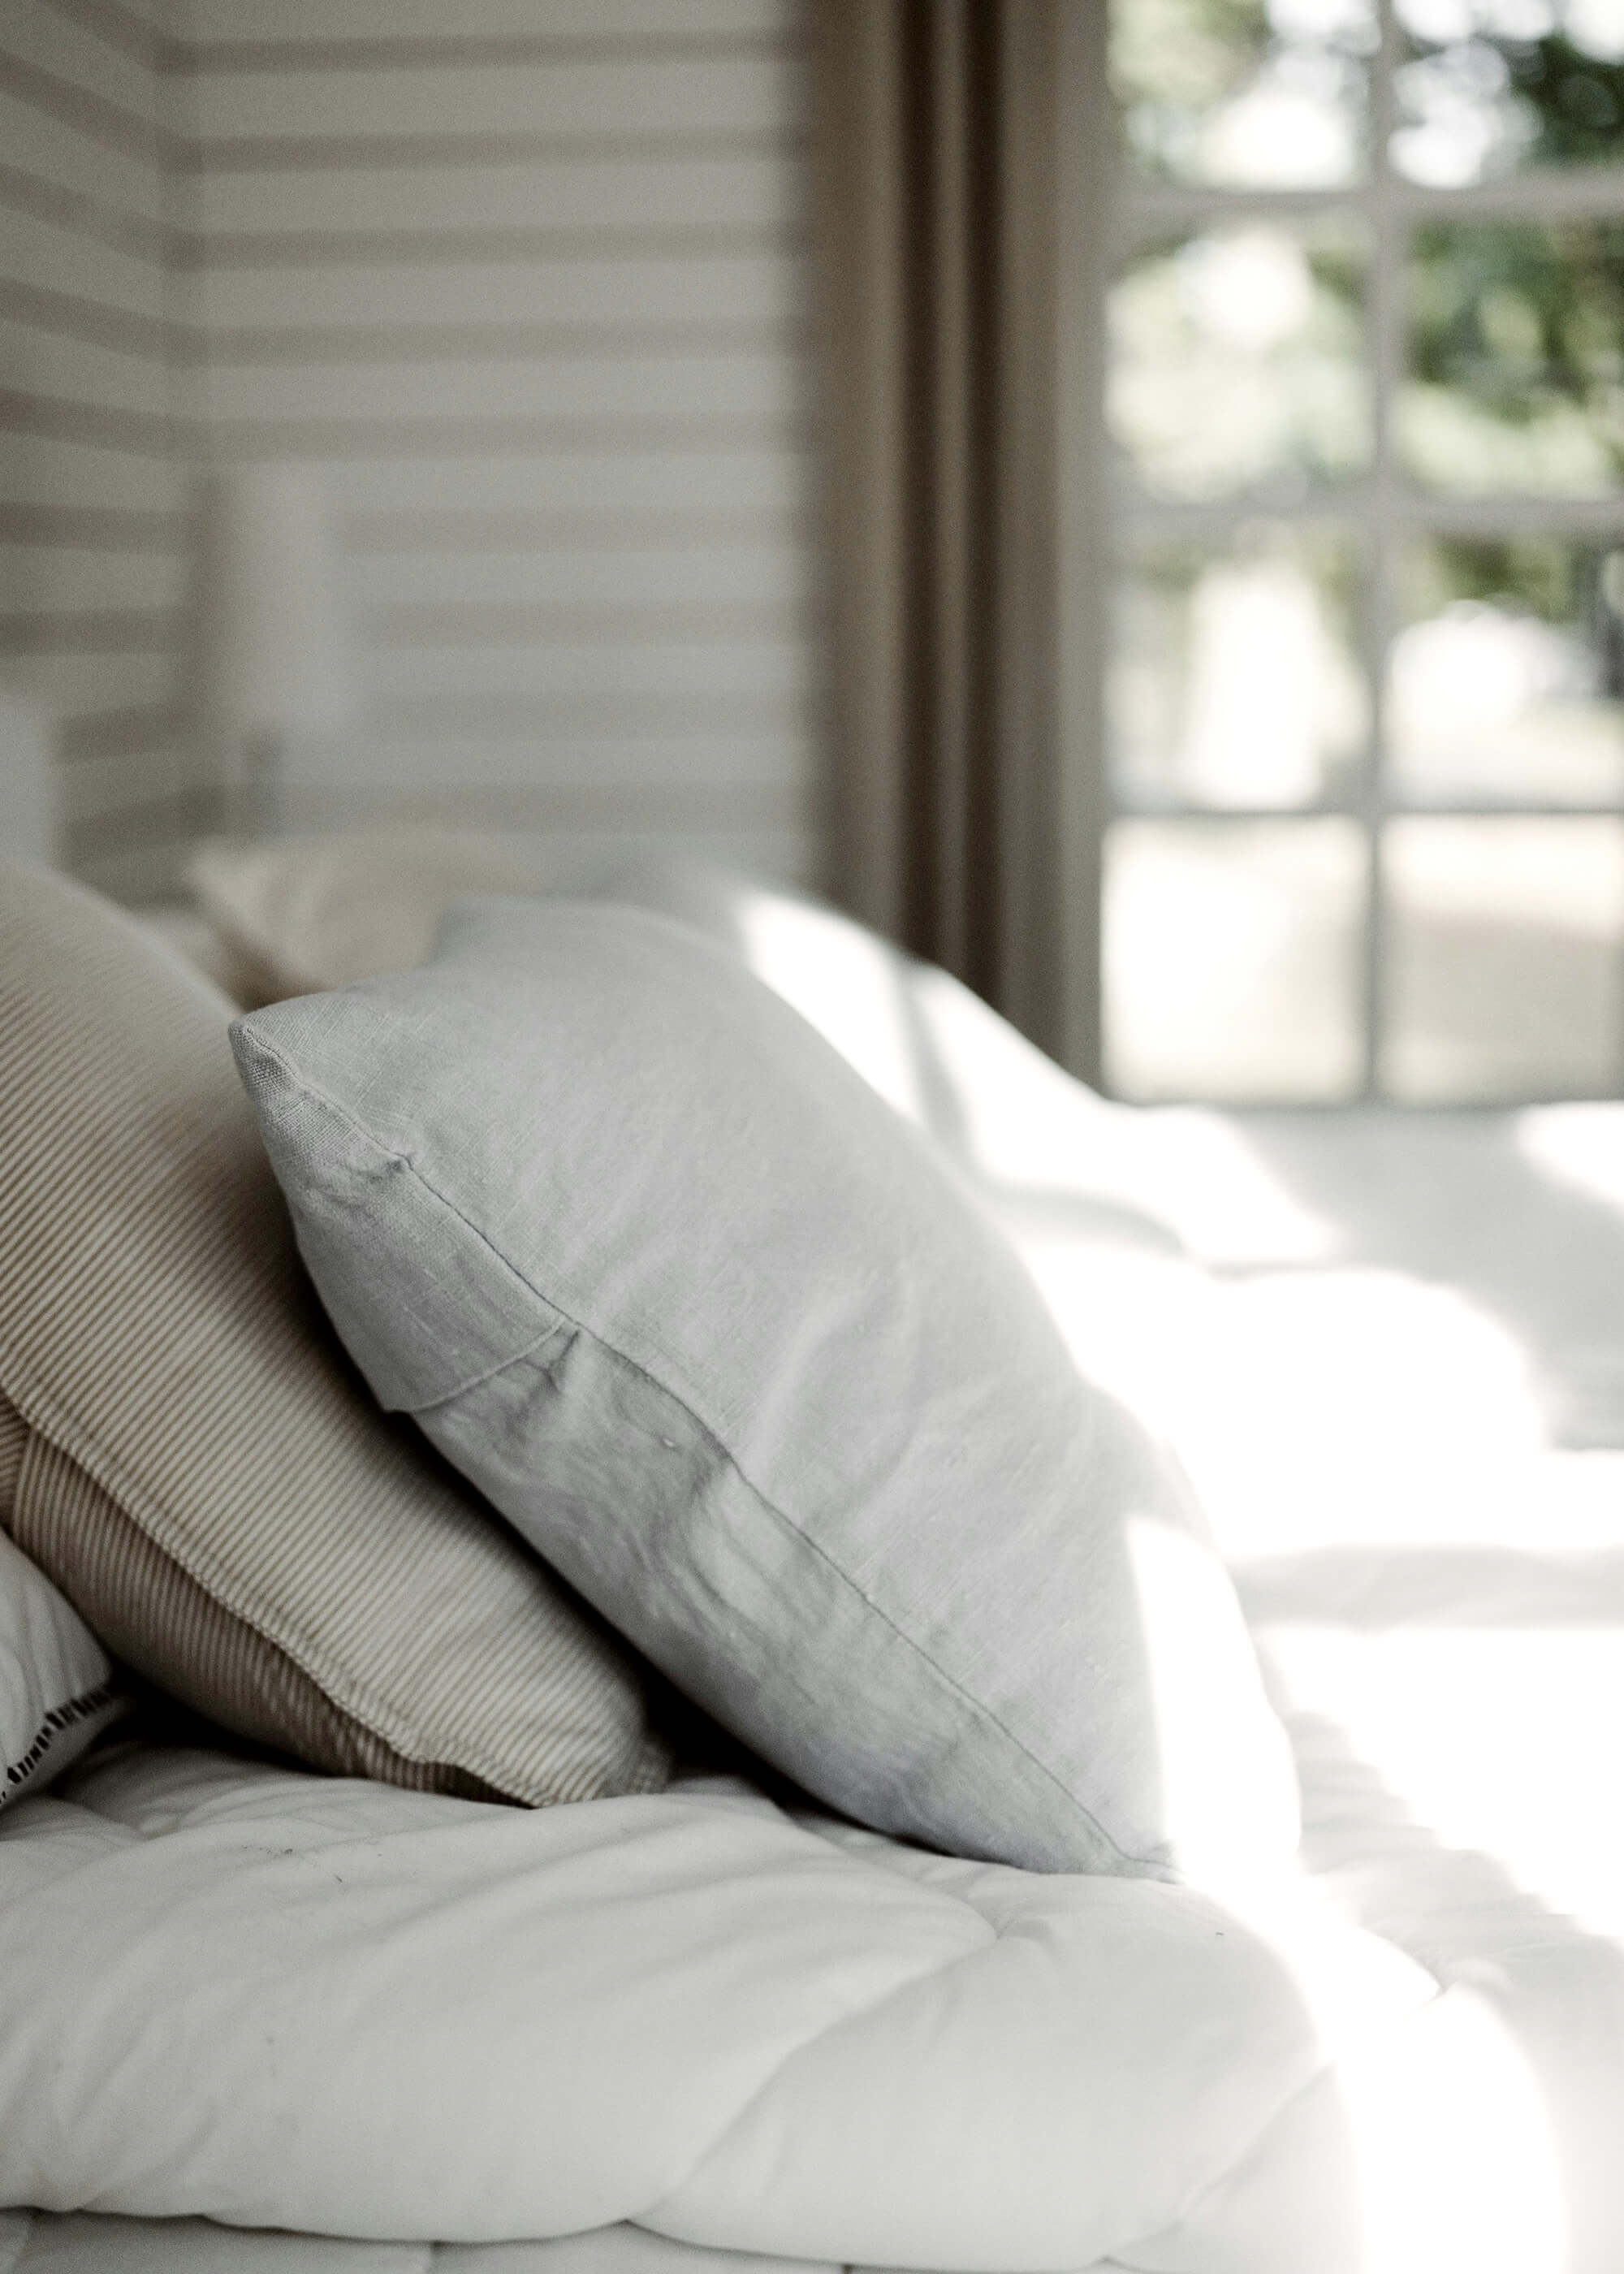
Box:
[0,862,672,1805]
[0,1399,23,1523]
[2,1394,487,1797]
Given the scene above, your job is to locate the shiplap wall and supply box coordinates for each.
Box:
[0,0,197,900]
[2,0,819,898]
[187,0,820,886]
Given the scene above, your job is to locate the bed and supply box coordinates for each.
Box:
[2,850,1621,2274]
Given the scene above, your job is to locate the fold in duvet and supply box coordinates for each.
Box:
[0,1739,1461,2272]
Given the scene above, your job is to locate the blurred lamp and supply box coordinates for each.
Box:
[201,465,352,834]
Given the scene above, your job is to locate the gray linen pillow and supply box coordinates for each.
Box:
[235,897,1298,1878]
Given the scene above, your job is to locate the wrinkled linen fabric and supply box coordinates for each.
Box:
[0,1742,1432,2269]
[233,898,1298,1883]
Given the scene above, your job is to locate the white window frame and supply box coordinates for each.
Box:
[1060,0,1624,1102]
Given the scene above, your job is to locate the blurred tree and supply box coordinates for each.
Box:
[1110,0,1624,635]
[1488,27,1624,166]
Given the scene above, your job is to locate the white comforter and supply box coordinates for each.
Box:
[1,1736,1438,2271]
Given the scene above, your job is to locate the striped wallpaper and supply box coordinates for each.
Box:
[2,0,820,901]
[1,0,195,901]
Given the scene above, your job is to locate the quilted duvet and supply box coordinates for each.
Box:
[1,1736,1445,2273]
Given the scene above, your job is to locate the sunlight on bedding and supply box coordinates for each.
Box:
[1118,1109,1342,1266]
[1267,1622,1624,1942]
[1124,1987,1567,2274]
[1181,1269,1552,1559]
[1127,1516,1302,1889]
[1336,1987,1567,2274]
[598,899,1621,2271]
[727,880,1343,1264]
[1518,1101,1624,1217]
[1019,1243,1553,1561]
[914,975,1342,1264]
[733,888,926,1126]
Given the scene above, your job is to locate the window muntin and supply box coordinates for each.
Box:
[1104,0,1624,1103]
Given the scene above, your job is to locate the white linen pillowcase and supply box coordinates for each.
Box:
[0,1513,123,1812]
[234,897,1299,1881]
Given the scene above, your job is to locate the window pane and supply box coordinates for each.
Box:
[1402,221,1624,496]
[1109,223,1370,500]
[1393,1,1624,187]
[1384,815,1624,1100]
[1104,818,1367,1100]
[1111,531,1367,807]
[1112,0,1376,188]
[1389,538,1624,806]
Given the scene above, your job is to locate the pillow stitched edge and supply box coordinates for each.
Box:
[1,1676,123,1812]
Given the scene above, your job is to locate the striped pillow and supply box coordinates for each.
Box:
[0,862,672,1805]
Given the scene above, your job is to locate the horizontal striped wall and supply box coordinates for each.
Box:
[184,0,822,888]
[1,0,198,901]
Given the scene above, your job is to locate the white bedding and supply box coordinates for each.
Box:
[0,2215,806,2270]
[5,1100,1623,2272]
[0,1736,1436,2268]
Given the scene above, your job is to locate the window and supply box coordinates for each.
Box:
[1100,0,1624,1103]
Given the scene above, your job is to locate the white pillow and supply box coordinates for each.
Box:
[188,827,604,1002]
[235,897,1298,1880]
[0,1520,123,1811]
